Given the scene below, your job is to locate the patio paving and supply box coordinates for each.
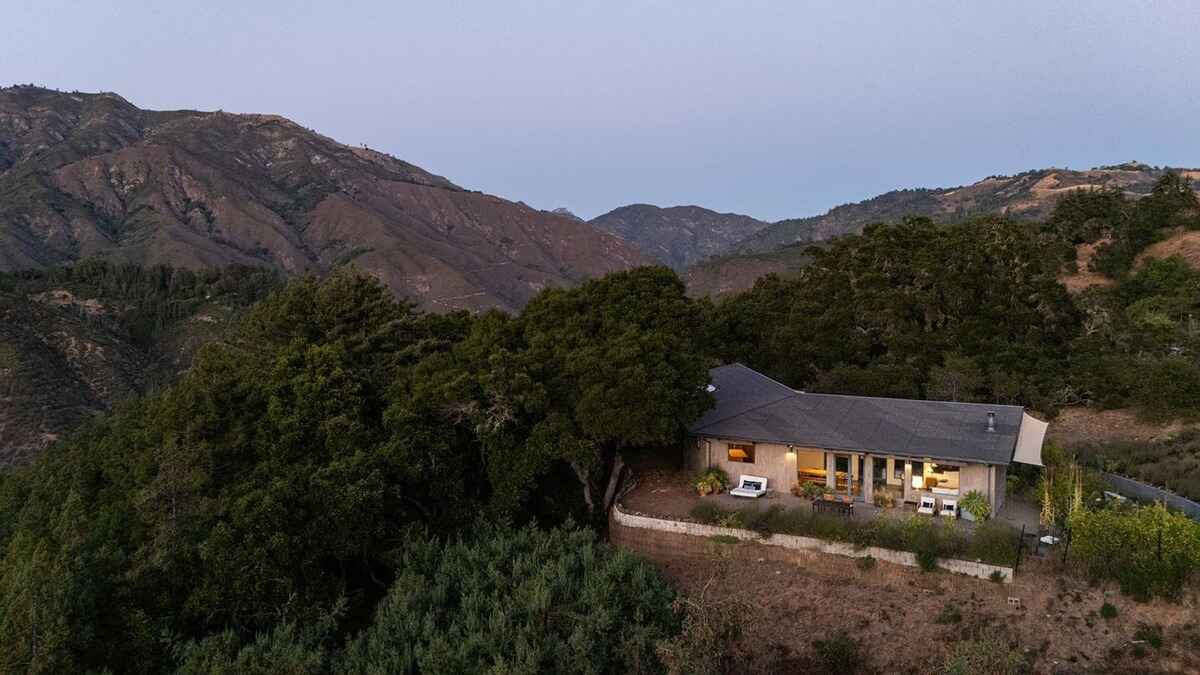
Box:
[622,474,1041,534]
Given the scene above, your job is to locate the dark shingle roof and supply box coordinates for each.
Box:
[691,364,1022,465]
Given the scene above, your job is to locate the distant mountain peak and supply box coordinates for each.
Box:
[549,207,583,222]
[589,203,768,271]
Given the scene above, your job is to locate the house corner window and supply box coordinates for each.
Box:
[727,443,756,463]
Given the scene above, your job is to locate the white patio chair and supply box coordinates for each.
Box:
[729,475,769,498]
[916,494,936,515]
[939,498,958,519]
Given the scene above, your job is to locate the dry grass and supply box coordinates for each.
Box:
[617,525,1200,674]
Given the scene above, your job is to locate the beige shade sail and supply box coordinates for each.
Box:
[1012,413,1048,466]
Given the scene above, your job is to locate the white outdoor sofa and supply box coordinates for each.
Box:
[939,498,958,519]
[916,494,937,515]
[729,475,769,498]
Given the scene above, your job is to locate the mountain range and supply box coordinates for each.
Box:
[734,162,1200,252]
[0,86,645,312]
[4,85,1199,463]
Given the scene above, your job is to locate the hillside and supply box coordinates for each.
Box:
[686,163,1200,297]
[736,163,1200,252]
[590,204,768,271]
[684,243,815,297]
[0,86,645,311]
[0,262,277,465]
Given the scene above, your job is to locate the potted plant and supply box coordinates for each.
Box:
[959,490,991,522]
[695,468,730,496]
[800,481,827,500]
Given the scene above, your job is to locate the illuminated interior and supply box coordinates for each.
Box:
[727,443,755,463]
[924,463,960,494]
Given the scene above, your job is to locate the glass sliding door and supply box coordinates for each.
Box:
[833,454,862,500]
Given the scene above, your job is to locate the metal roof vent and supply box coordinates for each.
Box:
[986,411,996,432]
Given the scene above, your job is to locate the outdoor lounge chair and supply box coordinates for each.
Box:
[729,475,769,498]
[939,498,958,518]
[916,494,937,515]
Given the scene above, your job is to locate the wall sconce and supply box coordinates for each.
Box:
[786,445,796,459]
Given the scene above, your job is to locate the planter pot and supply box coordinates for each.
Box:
[961,510,982,522]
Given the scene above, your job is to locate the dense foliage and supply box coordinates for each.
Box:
[0,267,709,673]
[1074,430,1200,501]
[338,525,676,674]
[707,217,1078,409]
[170,526,677,674]
[0,260,281,349]
[1068,502,1200,600]
[0,261,282,464]
[707,173,1200,419]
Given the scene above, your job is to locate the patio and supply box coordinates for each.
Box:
[622,471,1041,534]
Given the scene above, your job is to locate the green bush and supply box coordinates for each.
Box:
[800,481,828,499]
[934,603,962,624]
[741,504,789,536]
[990,570,1006,584]
[959,490,991,520]
[811,632,865,672]
[338,525,677,674]
[916,548,939,572]
[690,506,1015,567]
[968,520,1021,566]
[940,639,1028,675]
[1100,602,1118,619]
[695,467,730,496]
[1068,502,1200,599]
[856,555,876,571]
[690,501,732,524]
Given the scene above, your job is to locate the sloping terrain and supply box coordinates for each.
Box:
[736,163,1200,252]
[590,204,768,271]
[684,243,814,297]
[687,163,1200,297]
[0,86,644,311]
[0,263,276,465]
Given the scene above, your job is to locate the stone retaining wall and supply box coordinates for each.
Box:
[613,504,1014,583]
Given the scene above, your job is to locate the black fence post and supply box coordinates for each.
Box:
[1014,524,1025,572]
[1061,527,1071,565]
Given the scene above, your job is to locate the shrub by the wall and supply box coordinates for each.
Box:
[1068,502,1200,599]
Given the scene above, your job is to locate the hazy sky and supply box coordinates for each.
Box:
[6,1,1200,220]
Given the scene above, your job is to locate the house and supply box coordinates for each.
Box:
[688,364,1048,511]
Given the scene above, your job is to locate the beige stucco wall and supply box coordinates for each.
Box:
[960,464,991,501]
[694,437,796,493]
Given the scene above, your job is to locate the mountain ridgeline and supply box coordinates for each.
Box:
[683,163,1200,295]
[588,204,768,271]
[735,163,1200,252]
[0,86,645,312]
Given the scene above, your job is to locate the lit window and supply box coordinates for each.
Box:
[727,443,755,463]
[910,461,926,489]
[926,463,961,494]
